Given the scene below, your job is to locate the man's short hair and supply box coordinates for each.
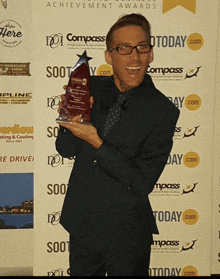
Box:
[106,13,151,51]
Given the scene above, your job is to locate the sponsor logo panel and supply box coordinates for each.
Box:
[149,265,198,276]
[47,268,70,276]
[152,182,198,196]
[0,92,32,105]
[0,19,22,47]
[46,32,106,50]
[47,154,75,168]
[151,33,203,50]
[45,33,204,50]
[47,240,70,253]
[174,125,200,140]
[153,209,199,225]
[166,152,200,168]
[152,239,197,253]
[46,64,111,78]
[147,65,202,81]
[167,94,201,110]
[47,124,200,142]
[0,124,34,143]
[0,63,30,76]
[45,31,203,52]
[45,64,202,82]
[46,265,198,276]
[48,211,61,225]
[0,155,34,163]
[46,33,63,49]
[47,183,68,196]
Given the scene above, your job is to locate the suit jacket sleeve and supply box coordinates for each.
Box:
[94,106,179,199]
[55,126,81,158]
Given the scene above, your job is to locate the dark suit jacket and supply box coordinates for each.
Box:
[56,74,180,248]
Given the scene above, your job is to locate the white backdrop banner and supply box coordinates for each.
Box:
[0,0,220,277]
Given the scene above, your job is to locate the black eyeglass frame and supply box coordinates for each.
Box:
[109,44,153,55]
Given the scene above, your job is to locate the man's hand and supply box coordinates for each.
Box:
[58,115,103,150]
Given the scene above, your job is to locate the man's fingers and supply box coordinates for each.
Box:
[90,96,94,108]
[69,115,82,123]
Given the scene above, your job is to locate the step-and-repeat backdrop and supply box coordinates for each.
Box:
[1,0,220,276]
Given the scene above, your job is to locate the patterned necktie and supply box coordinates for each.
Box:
[102,93,125,137]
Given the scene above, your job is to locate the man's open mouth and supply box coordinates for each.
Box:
[126,66,141,74]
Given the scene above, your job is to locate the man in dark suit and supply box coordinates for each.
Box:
[56,13,180,276]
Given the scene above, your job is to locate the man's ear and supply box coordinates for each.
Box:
[149,49,154,64]
[105,50,112,65]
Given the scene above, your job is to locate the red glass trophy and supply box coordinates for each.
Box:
[56,51,92,124]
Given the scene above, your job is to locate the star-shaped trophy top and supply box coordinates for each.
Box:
[71,50,92,72]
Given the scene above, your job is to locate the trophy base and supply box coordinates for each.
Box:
[56,118,71,124]
[56,118,93,126]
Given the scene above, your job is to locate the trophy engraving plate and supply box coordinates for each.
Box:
[56,51,92,124]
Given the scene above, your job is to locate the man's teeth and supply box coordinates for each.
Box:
[126,66,141,70]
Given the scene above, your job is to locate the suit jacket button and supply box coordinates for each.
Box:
[94,160,97,165]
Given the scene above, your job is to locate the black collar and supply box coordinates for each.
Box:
[98,74,155,107]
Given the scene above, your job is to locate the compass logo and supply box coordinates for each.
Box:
[182,183,198,195]
[152,238,197,253]
[174,125,200,140]
[148,65,202,81]
[181,240,197,252]
[182,126,199,139]
[185,66,202,79]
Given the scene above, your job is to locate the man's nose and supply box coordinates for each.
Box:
[130,48,139,60]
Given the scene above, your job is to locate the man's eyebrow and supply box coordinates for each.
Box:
[115,40,149,47]
[115,42,130,47]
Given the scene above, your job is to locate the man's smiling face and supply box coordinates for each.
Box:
[105,25,154,92]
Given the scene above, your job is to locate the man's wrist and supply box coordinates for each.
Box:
[90,136,103,149]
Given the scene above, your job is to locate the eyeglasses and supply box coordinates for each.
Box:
[110,44,153,55]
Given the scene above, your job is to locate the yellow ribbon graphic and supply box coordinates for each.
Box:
[163,0,196,14]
